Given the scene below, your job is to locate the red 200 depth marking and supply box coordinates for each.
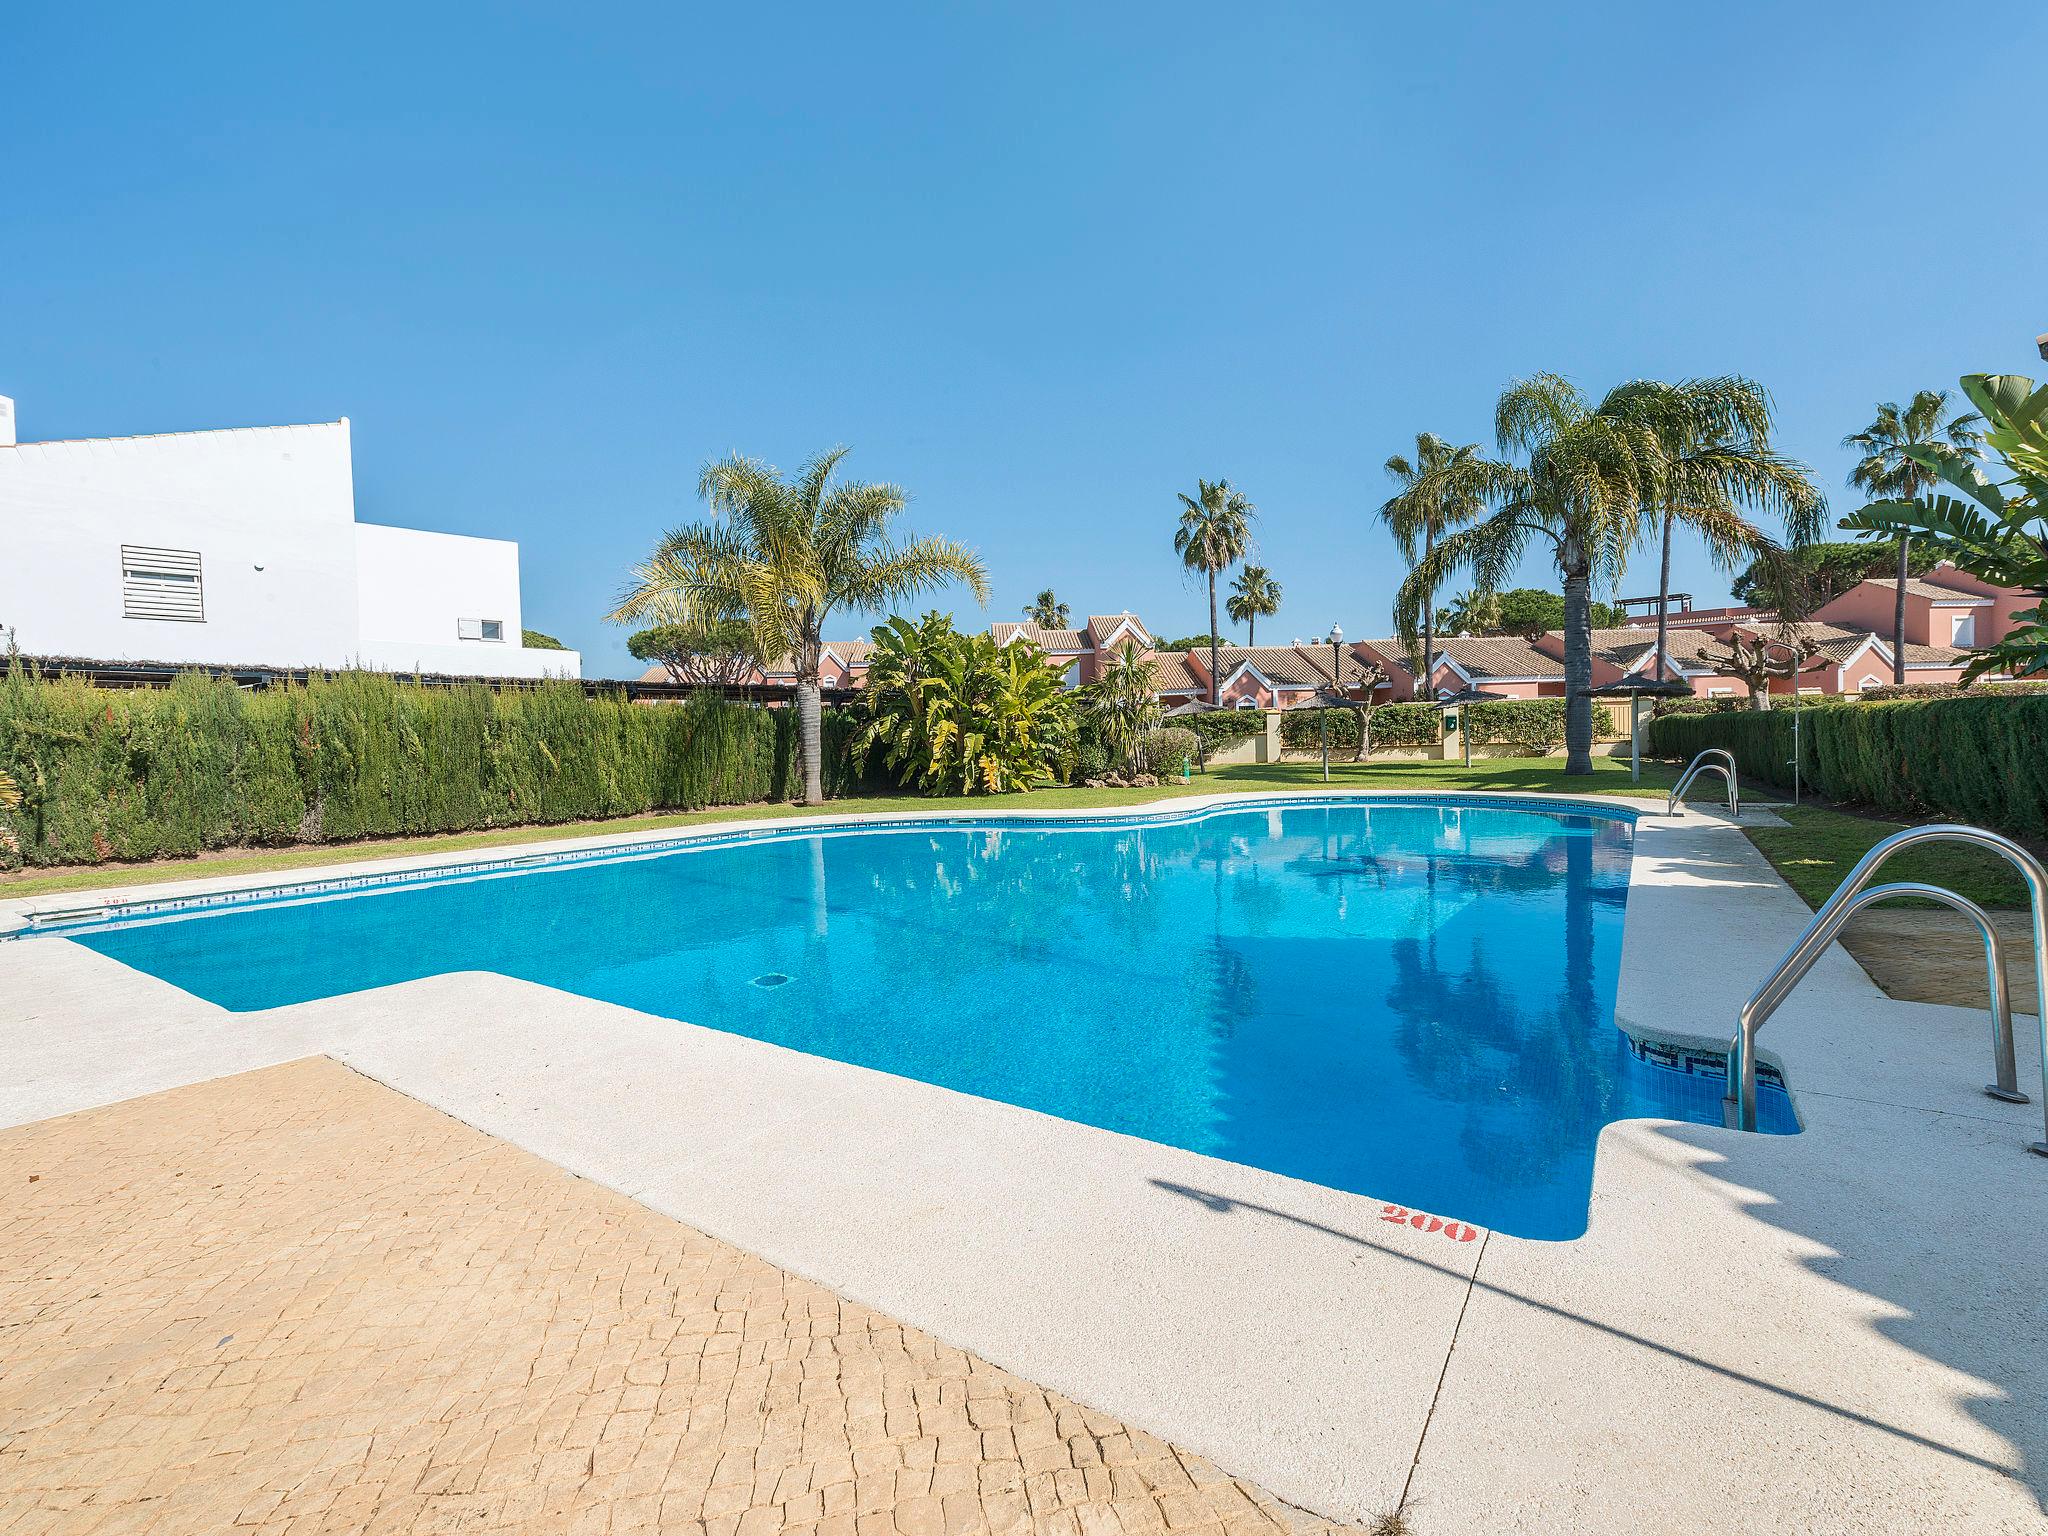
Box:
[1380,1204,1478,1243]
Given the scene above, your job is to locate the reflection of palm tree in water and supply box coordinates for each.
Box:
[1383,825,1619,1184]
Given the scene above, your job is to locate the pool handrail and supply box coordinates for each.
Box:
[1726,822,2048,1158]
[1667,748,1738,818]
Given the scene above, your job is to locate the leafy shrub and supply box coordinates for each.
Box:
[1647,694,2048,839]
[1371,703,1439,747]
[1139,728,1199,776]
[1280,702,1442,752]
[0,662,879,867]
[1279,707,1362,751]
[1464,698,1612,748]
[1171,711,1264,750]
[853,613,1073,794]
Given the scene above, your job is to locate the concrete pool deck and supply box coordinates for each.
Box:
[1,792,2043,1533]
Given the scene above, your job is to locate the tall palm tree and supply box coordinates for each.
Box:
[1225,565,1282,645]
[610,446,988,806]
[1380,434,1491,699]
[1395,375,1663,774]
[1174,479,1255,704]
[1598,378,1824,680]
[1023,589,1069,629]
[1844,391,1986,682]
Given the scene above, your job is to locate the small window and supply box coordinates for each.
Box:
[1858,676,1883,692]
[1707,687,1734,698]
[458,618,506,642]
[121,545,205,622]
[1952,612,1976,646]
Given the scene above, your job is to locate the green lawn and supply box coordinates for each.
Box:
[0,755,1674,899]
[1744,802,2035,911]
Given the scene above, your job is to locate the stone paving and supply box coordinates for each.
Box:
[0,1058,1362,1536]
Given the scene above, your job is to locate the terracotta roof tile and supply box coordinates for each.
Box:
[1867,576,1993,603]
[1210,644,1382,688]
[1434,635,1565,679]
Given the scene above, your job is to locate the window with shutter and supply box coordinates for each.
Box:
[121,546,205,622]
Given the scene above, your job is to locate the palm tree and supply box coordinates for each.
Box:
[1225,565,1282,645]
[1395,375,1662,774]
[610,446,989,806]
[1380,434,1491,698]
[1844,392,1987,682]
[1440,588,1502,635]
[1023,589,1069,629]
[1174,479,1255,704]
[1598,378,1823,680]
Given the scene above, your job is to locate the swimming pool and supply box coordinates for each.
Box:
[46,797,1795,1240]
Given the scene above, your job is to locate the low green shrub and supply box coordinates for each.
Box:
[1370,703,1439,748]
[1646,694,2048,839]
[1279,702,1443,752]
[1170,711,1265,750]
[1463,698,1613,748]
[1138,727,1199,776]
[0,663,879,867]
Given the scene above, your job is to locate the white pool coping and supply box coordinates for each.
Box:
[2,791,2043,1532]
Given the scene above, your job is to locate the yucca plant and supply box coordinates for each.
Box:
[1842,373,2048,682]
[1085,642,1162,776]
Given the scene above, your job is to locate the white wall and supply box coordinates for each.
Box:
[0,416,580,679]
[0,421,363,666]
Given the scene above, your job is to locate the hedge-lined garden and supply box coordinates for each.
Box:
[1278,698,1614,754]
[1646,694,2048,840]
[0,666,878,868]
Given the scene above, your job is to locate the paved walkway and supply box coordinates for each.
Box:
[0,1058,1356,1536]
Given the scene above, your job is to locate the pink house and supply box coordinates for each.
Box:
[989,612,1157,686]
[1183,643,1392,711]
[1811,565,2027,653]
[1351,635,1566,701]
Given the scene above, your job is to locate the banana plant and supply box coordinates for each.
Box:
[1842,373,2048,682]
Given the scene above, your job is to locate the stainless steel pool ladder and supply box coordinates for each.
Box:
[1668,748,1738,818]
[1724,823,2048,1158]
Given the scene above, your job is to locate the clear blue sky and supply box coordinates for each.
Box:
[7,3,2044,674]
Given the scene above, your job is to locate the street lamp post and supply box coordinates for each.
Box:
[1324,623,1344,783]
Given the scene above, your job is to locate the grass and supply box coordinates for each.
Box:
[1743,801,2036,911]
[0,755,1674,899]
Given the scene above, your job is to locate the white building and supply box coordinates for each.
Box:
[0,395,579,679]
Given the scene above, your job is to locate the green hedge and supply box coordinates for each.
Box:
[1277,702,1439,751]
[1646,695,2048,839]
[1169,711,1265,750]
[0,666,877,868]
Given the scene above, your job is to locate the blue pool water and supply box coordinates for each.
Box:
[60,798,1795,1240]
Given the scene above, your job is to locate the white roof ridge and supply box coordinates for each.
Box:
[4,418,348,450]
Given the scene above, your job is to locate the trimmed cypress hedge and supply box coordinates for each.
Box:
[0,665,877,868]
[1646,695,2048,839]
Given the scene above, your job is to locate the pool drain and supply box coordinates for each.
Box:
[750,972,793,989]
